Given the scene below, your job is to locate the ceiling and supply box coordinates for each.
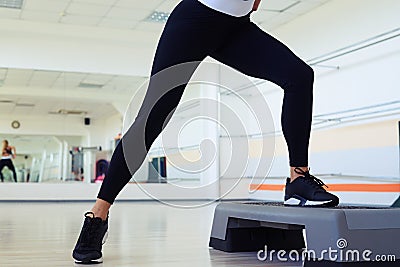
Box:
[0,68,147,119]
[0,68,146,90]
[0,94,118,119]
[0,0,332,120]
[0,0,332,31]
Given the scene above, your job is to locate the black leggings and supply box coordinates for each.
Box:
[98,0,314,204]
[0,159,17,182]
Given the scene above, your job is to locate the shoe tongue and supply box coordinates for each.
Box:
[84,211,95,219]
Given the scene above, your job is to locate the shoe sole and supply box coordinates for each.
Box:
[284,195,336,207]
[74,257,103,265]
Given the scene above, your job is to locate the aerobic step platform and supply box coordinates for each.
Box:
[209,202,400,263]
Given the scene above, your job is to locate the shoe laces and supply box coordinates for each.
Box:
[294,167,328,189]
[81,212,102,247]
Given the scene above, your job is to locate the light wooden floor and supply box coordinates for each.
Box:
[0,202,302,267]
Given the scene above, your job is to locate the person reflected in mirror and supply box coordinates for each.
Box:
[0,140,17,183]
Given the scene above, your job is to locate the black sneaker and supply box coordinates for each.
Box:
[72,212,108,264]
[284,168,339,207]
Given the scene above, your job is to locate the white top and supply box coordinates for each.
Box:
[198,0,255,17]
[1,155,12,160]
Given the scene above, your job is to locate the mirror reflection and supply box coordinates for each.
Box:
[0,68,146,184]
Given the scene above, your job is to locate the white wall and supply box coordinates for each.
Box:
[251,0,400,178]
[0,19,158,76]
[259,0,400,130]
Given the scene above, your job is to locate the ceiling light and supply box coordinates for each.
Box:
[15,103,35,107]
[0,0,24,9]
[146,11,170,23]
[0,99,13,104]
[78,82,104,89]
[49,109,87,115]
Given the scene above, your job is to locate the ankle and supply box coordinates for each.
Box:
[91,199,111,220]
[290,166,309,182]
[90,209,108,221]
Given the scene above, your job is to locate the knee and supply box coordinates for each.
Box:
[284,62,314,93]
[302,63,314,86]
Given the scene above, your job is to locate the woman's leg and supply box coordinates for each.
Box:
[6,160,17,182]
[73,1,250,262]
[0,160,4,182]
[92,0,238,218]
[211,21,338,206]
[211,21,314,177]
[0,159,17,182]
[73,1,227,262]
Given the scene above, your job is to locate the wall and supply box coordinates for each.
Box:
[269,119,399,178]
[1,0,399,202]
[0,19,157,76]
[251,0,400,178]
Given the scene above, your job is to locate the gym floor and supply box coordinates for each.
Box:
[0,177,397,266]
[0,202,305,267]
